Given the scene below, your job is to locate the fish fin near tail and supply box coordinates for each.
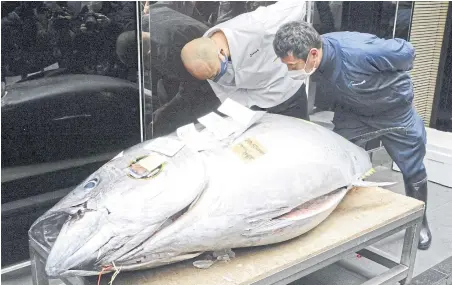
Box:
[351,180,397,188]
[349,127,407,147]
[350,168,397,188]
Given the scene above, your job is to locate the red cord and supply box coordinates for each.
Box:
[97,265,112,285]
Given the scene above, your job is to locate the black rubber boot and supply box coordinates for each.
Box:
[405,178,432,250]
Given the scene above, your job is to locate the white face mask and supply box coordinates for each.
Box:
[288,55,317,81]
[288,69,310,81]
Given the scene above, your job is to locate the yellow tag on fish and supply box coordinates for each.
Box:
[231,138,266,162]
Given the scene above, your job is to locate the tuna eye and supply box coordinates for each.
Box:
[84,178,99,190]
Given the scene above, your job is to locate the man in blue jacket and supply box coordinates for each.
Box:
[273,21,431,250]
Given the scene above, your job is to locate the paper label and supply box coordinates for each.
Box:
[231,138,266,162]
[232,111,266,138]
[127,153,168,179]
[177,123,218,151]
[145,137,185,157]
[177,123,198,140]
[197,112,239,140]
[217,99,266,139]
[217,98,257,126]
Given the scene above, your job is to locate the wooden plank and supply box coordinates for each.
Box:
[104,187,423,285]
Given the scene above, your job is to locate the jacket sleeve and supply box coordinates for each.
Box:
[363,37,416,73]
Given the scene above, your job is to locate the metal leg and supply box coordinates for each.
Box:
[399,215,423,285]
[30,246,50,285]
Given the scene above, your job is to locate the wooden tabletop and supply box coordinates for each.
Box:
[100,187,424,285]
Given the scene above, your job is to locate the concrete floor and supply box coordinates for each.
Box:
[2,150,452,285]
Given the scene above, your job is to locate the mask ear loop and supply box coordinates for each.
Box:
[305,49,318,73]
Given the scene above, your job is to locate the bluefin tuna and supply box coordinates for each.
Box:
[29,112,394,278]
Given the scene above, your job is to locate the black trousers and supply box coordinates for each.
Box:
[251,84,309,121]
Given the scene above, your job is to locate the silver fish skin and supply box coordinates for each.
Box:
[30,113,372,277]
[36,143,207,277]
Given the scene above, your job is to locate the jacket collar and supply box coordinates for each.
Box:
[317,36,336,79]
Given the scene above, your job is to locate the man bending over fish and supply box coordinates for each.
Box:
[273,21,431,250]
[180,0,310,121]
[116,6,220,137]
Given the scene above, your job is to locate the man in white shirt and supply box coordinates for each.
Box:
[181,0,309,120]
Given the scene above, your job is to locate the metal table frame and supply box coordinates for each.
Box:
[29,206,424,285]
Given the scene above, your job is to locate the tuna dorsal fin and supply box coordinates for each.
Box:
[349,127,407,147]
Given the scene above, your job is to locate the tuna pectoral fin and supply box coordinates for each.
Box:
[349,127,407,147]
[243,188,348,238]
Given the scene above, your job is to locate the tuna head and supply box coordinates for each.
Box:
[32,140,207,277]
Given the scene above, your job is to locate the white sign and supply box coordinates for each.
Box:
[197,112,240,140]
[145,137,185,157]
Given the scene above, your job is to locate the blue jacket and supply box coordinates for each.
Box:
[311,32,416,116]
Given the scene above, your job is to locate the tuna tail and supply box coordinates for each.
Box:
[350,168,397,188]
[349,127,407,147]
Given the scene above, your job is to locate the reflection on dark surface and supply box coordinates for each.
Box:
[133,4,221,137]
[143,1,276,28]
[434,9,452,132]
[1,1,141,266]
[394,2,413,40]
[1,74,141,168]
[341,1,397,39]
[313,1,408,47]
[1,1,137,81]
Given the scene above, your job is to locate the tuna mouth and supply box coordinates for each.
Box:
[29,201,92,251]
[29,211,70,252]
[38,198,198,277]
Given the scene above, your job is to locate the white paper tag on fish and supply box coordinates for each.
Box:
[217,98,266,138]
[176,123,215,151]
[145,137,185,157]
[177,123,199,140]
[233,111,266,138]
[197,112,239,140]
[218,98,258,126]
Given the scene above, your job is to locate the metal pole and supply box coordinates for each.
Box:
[135,1,145,142]
[393,1,400,39]
[305,1,314,113]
